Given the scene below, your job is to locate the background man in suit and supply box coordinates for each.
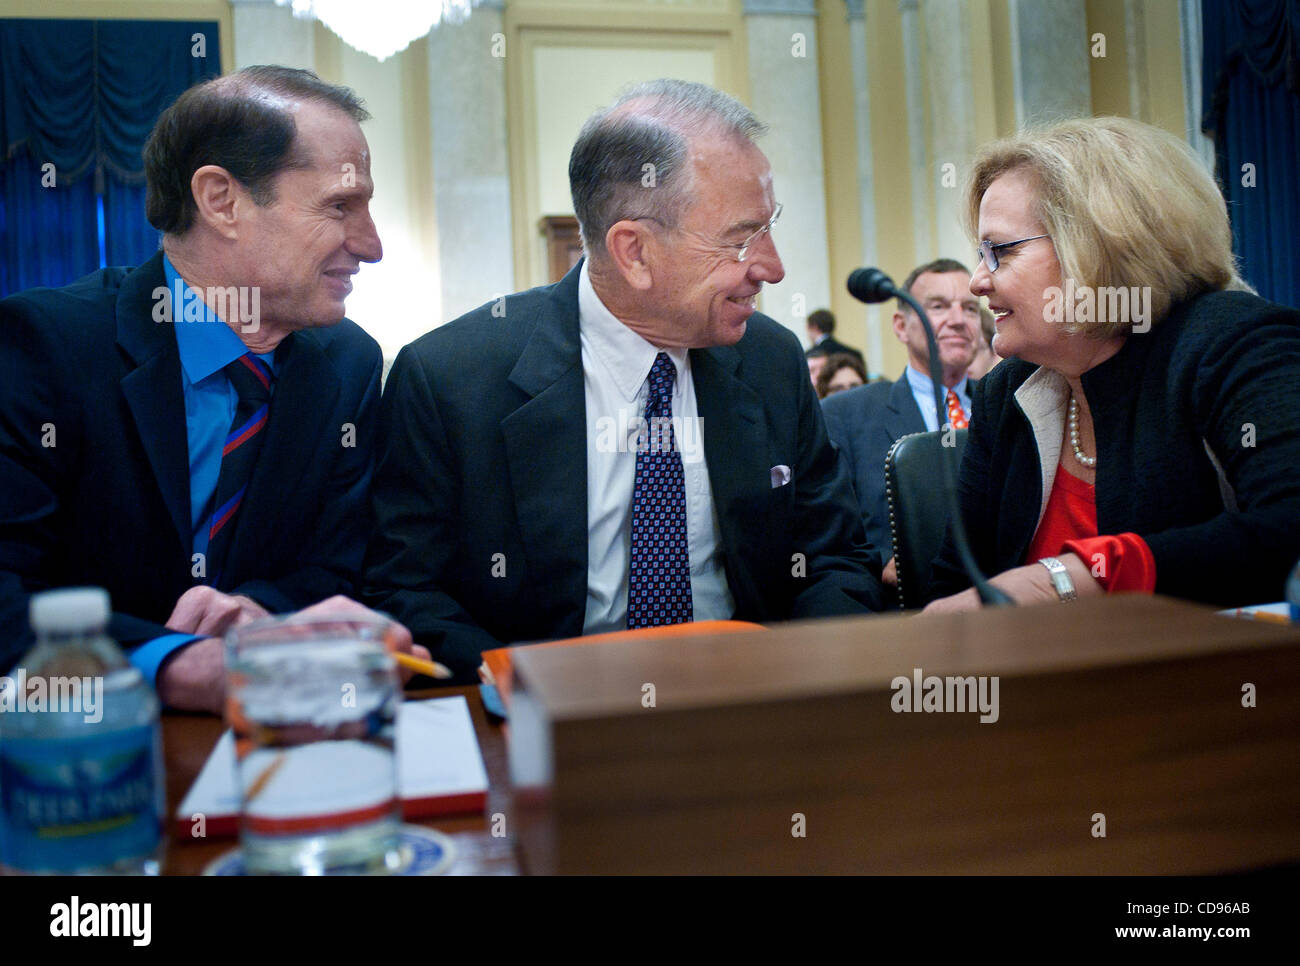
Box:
[0,66,427,712]
[822,258,980,585]
[366,79,884,680]
[807,343,830,387]
[805,309,865,370]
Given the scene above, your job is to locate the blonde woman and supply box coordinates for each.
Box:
[926,116,1300,610]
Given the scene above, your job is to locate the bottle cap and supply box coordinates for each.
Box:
[29,587,111,633]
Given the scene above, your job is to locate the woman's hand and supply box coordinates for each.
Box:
[922,553,1102,613]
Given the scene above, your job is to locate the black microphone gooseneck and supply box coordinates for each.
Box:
[847,268,1012,607]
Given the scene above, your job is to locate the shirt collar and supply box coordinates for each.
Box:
[164,255,276,385]
[578,260,688,400]
[905,363,969,401]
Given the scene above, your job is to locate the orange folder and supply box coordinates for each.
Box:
[480,620,766,709]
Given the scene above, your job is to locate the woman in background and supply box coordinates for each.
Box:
[815,352,867,398]
[965,305,1001,380]
[926,116,1300,611]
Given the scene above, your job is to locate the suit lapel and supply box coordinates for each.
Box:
[116,252,192,549]
[692,342,766,549]
[223,331,341,580]
[501,268,588,635]
[885,370,926,440]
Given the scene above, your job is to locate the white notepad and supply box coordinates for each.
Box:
[174,695,490,837]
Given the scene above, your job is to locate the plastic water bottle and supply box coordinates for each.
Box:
[0,587,165,874]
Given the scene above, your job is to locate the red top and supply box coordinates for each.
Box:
[1024,465,1157,593]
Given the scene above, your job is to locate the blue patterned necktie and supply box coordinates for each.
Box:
[205,352,274,584]
[627,351,693,628]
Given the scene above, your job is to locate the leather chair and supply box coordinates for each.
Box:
[884,429,969,610]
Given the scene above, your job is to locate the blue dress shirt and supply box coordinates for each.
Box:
[130,257,278,687]
[904,365,972,433]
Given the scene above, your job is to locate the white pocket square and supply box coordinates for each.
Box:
[770,464,792,488]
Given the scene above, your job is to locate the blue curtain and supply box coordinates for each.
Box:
[0,19,217,295]
[102,178,158,268]
[0,151,99,294]
[1202,0,1300,308]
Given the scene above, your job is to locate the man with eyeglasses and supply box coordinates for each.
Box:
[823,258,982,589]
[365,79,884,681]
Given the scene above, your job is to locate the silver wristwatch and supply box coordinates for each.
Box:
[1038,556,1077,602]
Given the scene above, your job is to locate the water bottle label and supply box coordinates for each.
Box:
[0,724,162,871]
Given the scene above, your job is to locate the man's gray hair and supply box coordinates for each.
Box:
[568,78,767,255]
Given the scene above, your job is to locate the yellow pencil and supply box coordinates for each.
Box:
[1242,609,1292,626]
[246,752,287,803]
[393,651,453,679]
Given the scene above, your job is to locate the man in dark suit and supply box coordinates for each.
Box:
[805,309,865,370]
[365,79,884,680]
[0,66,426,712]
[822,258,980,584]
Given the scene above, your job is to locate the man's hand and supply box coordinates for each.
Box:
[157,596,434,714]
[882,555,898,587]
[157,637,226,714]
[922,553,1101,613]
[167,587,269,637]
[294,595,433,686]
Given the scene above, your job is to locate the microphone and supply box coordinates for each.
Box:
[846,267,895,304]
[847,267,1012,607]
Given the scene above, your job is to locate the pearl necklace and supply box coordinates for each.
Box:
[1068,396,1097,468]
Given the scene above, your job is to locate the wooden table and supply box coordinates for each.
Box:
[161,685,519,875]
[162,598,1300,875]
[510,596,1300,874]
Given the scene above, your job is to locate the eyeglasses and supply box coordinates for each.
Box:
[626,201,782,263]
[736,202,782,263]
[977,234,1049,272]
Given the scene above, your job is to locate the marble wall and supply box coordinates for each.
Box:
[745,0,832,339]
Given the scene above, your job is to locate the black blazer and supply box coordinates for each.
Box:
[929,290,1300,606]
[0,252,383,670]
[821,372,927,564]
[364,262,884,679]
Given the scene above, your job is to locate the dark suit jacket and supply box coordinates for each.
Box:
[0,252,382,671]
[364,262,884,680]
[821,371,926,565]
[928,290,1300,606]
[807,335,865,367]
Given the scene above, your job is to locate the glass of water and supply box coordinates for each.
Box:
[225,614,403,875]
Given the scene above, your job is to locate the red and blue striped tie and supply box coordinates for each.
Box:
[205,352,273,583]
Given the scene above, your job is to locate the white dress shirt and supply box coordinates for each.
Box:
[578,261,735,633]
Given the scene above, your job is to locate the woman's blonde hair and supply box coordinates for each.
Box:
[964,116,1249,337]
